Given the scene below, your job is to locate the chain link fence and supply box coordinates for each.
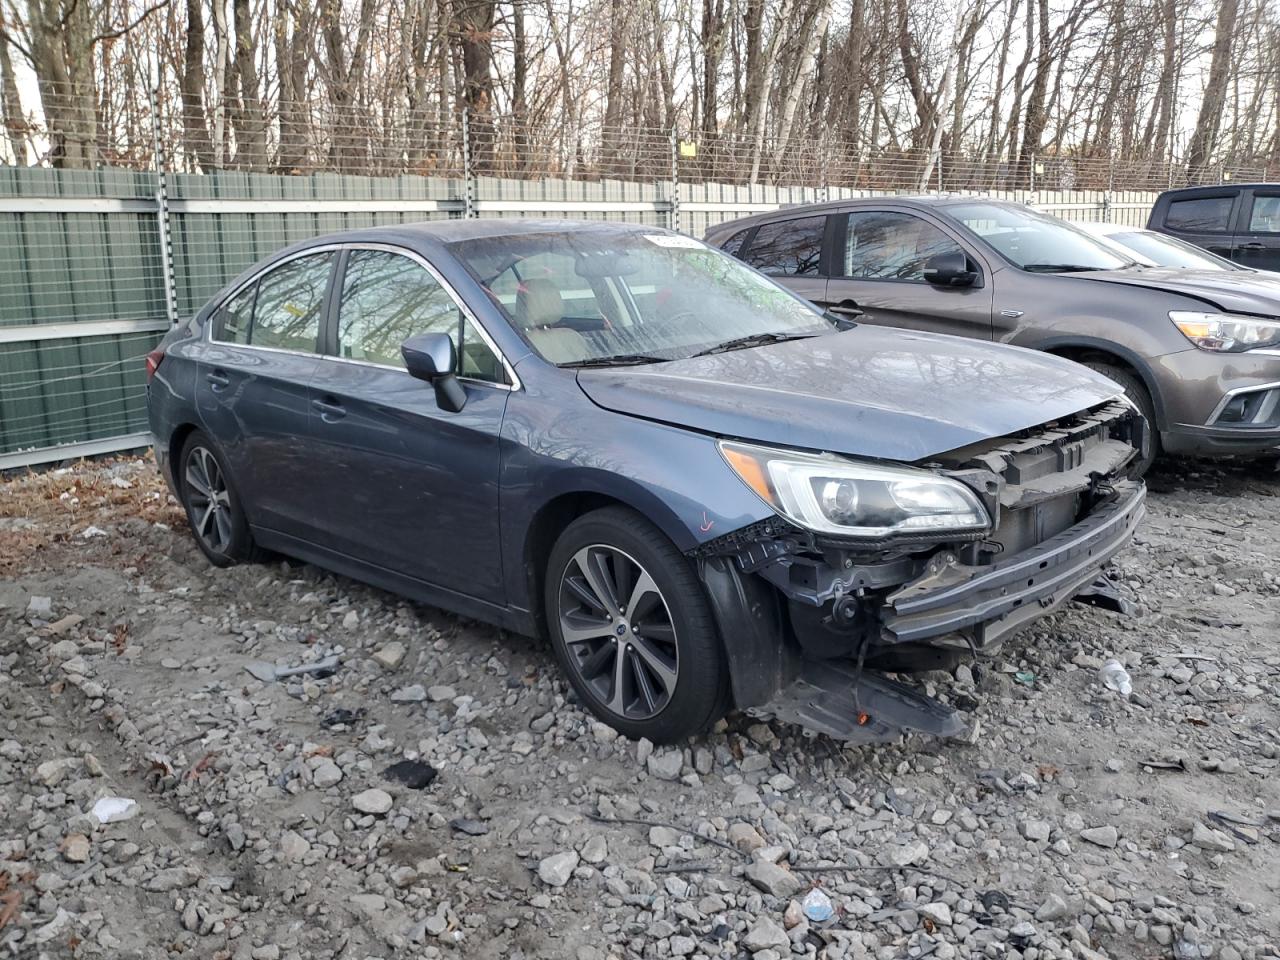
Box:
[1,85,1275,467]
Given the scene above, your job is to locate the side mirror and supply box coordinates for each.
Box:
[923,251,979,287]
[401,332,466,412]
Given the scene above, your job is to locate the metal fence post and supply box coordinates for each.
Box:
[669,129,681,234]
[936,150,943,193]
[1029,153,1036,194]
[149,90,178,326]
[461,108,475,219]
[820,137,830,204]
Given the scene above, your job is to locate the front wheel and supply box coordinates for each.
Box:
[545,507,730,743]
[1085,361,1159,479]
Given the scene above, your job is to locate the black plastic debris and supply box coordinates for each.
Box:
[383,759,438,790]
[979,890,1011,914]
[321,707,364,729]
[449,817,489,836]
[707,922,731,943]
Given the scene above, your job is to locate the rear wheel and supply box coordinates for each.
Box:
[1084,361,1159,479]
[545,507,730,743]
[178,430,259,566]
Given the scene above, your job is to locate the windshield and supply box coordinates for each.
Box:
[945,202,1132,272]
[1108,230,1241,270]
[449,229,832,365]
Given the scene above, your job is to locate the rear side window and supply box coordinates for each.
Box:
[1247,195,1280,233]
[842,211,964,281]
[217,285,256,345]
[718,228,752,257]
[337,249,504,382]
[742,216,826,276]
[216,252,332,351]
[1166,196,1234,233]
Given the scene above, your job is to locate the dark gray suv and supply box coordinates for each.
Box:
[708,198,1280,473]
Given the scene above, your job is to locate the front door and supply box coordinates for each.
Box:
[195,250,335,540]
[820,210,994,339]
[305,247,510,603]
[1235,190,1280,271]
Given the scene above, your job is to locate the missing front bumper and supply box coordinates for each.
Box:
[882,480,1145,651]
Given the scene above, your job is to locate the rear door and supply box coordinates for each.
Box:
[736,214,830,305]
[1157,192,1239,259]
[1234,189,1280,271]
[304,246,511,603]
[820,210,994,339]
[196,249,335,539]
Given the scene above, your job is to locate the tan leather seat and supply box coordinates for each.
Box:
[515,278,564,330]
[515,278,590,363]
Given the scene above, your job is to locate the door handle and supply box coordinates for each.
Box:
[205,370,230,389]
[827,302,865,318]
[1240,242,1266,250]
[311,397,347,421]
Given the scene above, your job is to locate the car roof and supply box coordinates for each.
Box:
[282,217,674,251]
[703,194,1027,237]
[1154,183,1279,200]
[1072,221,1141,236]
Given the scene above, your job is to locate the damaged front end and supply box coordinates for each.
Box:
[697,398,1148,744]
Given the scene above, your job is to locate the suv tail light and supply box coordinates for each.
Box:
[145,346,166,382]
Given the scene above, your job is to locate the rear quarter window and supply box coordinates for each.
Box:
[1165,196,1234,233]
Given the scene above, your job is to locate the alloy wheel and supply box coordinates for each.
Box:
[557,544,679,720]
[184,446,234,555]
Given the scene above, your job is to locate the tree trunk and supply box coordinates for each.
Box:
[231,0,267,169]
[181,0,216,171]
[0,12,32,164]
[455,0,496,172]
[1018,0,1051,177]
[28,0,97,168]
[1186,0,1239,181]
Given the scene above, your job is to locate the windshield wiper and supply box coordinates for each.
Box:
[1022,263,1109,273]
[560,353,669,368]
[690,331,816,357]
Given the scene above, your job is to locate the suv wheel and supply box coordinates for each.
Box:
[545,507,730,743]
[178,431,259,566]
[1085,361,1159,478]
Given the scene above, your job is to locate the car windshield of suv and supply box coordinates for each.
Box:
[450,229,833,366]
[945,202,1133,272]
[1107,230,1241,270]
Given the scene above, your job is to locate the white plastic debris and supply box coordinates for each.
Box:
[91,796,139,824]
[80,525,109,539]
[1099,659,1133,697]
[802,887,834,922]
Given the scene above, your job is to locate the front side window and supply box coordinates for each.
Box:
[1167,196,1234,233]
[451,229,831,366]
[841,212,964,281]
[742,216,826,276]
[946,202,1130,272]
[337,249,504,382]
[1248,195,1280,234]
[249,252,333,351]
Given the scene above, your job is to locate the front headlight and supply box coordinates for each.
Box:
[1169,311,1280,352]
[719,440,990,539]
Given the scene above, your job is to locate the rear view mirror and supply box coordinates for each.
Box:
[923,251,979,287]
[401,332,466,412]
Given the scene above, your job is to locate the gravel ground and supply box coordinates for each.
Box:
[1,454,1278,960]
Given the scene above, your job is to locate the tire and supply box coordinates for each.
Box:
[1084,361,1159,479]
[545,506,730,743]
[177,430,260,567]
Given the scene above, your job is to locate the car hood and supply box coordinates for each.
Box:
[575,327,1122,462]
[1074,267,1280,316]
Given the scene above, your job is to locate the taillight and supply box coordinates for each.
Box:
[145,347,165,382]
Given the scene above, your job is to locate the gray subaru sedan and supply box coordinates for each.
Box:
[146,220,1146,744]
